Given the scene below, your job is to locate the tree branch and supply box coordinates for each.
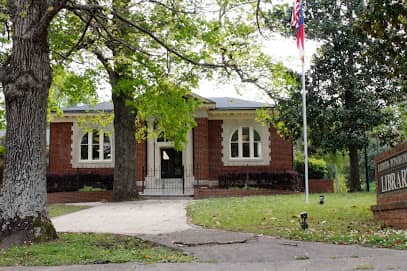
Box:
[93,49,113,77]
[36,0,70,35]
[111,12,226,69]
[146,0,197,15]
[60,14,94,61]
[66,1,273,94]
[256,0,264,36]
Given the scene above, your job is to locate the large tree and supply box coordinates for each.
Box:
[264,0,404,191]
[0,0,291,246]
[58,0,284,201]
[0,0,68,248]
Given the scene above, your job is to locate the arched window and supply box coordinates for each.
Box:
[230,127,261,159]
[80,130,111,161]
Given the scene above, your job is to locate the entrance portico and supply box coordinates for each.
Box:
[143,130,195,195]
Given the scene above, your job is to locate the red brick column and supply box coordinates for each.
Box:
[49,122,74,174]
[270,127,293,170]
[194,118,209,180]
[135,140,147,182]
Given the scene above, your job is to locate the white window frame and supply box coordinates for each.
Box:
[230,127,262,159]
[221,119,270,166]
[71,122,114,168]
[80,130,112,162]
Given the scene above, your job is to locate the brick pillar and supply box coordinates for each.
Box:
[135,140,147,182]
[194,118,209,180]
[270,127,294,170]
[49,122,74,174]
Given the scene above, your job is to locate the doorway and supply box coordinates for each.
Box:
[160,148,183,179]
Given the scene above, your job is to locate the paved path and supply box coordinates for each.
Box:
[1,199,406,271]
[51,199,193,235]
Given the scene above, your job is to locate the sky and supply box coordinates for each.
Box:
[193,37,319,102]
[96,36,319,103]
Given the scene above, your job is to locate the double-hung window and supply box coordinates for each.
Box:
[230,127,261,159]
[80,130,112,161]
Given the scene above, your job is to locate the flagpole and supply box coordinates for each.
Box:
[302,57,309,204]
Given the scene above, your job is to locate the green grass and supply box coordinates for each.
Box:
[48,204,92,218]
[187,193,407,249]
[0,233,193,266]
[79,186,107,192]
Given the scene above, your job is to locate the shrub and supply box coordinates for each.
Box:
[295,157,328,179]
[218,171,302,191]
[47,173,113,193]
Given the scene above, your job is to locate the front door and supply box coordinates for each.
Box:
[160,148,183,179]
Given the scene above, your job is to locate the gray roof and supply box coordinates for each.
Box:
[63,102,113,113]
[208,97,272,110]
[62,97,271,113]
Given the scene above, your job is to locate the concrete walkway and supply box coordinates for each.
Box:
[2,199,405,271]
[51,199,193,235]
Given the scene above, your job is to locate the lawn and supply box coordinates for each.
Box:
[0,204,192,266]
[48,204,92,217]
[187,192,407,249]
[0,233,192,266]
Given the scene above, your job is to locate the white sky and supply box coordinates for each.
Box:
[96,36,319,103]
[193,37,319,102]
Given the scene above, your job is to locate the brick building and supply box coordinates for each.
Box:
[49,95,294,195]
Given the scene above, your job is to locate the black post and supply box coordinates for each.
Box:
[142,167,145,193]
[182,165,185,195]
[245,163,249,190]
[364,145,369,192]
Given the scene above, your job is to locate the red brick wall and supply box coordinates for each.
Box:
[194,118,209,180]
[207,120,293,181]
[50,120,293,184]
[48,191,112,204]
[270,127,294,170]
[309,179,334,193]
[48,122,117,176]
[49,122,75,174]
[208,120,224,180]
[136,140,147,181]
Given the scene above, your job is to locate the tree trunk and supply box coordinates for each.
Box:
[348,144,361,192]
[0,1,57,248]
[111,80,138,201]
[109,0,138,202]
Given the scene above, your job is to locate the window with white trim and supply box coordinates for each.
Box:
[80,130,112,161]
[230,127,261,159]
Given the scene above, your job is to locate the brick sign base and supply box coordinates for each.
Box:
[371,141,407,229]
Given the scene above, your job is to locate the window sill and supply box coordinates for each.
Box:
[223,158,269,167]
[72,160,114,168]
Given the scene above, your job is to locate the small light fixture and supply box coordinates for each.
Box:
[299,211,308,230]
[319,195,325,205]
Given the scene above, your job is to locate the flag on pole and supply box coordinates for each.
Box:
[291,0,305,61]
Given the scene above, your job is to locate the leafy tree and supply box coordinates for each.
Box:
[264,0,404,191]
[54,0,288,201]
[0,0,67,248]
[361,0,407,91]
[0,0,293,245]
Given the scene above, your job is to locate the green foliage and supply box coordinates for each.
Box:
[77,113,114,135]
[188,193,407,250]
[49,65,98,117]
[135,80,201,150]
[295,156,328,179]
[361,0,407,92]
[0,233,193,266]
[263,0,404,191]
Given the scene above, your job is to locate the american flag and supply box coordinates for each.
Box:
[291,0,304,61]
